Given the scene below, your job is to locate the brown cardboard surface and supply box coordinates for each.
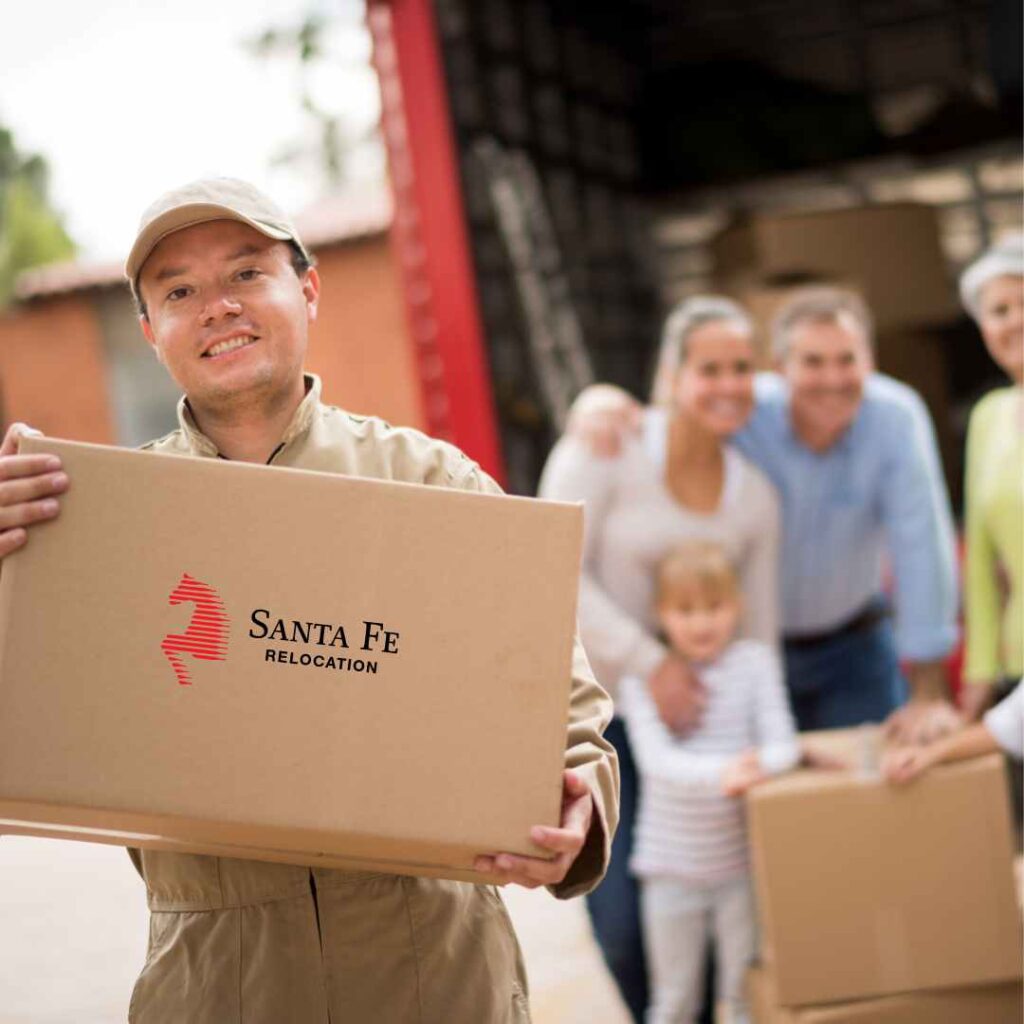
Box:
[750,736,1022,1005]
[749,965,1024,1023]
[711,203,958,330]
[0,437,584,883]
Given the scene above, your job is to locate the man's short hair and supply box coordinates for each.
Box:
[771,286,874,361]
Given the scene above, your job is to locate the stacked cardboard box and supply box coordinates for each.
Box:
[749,965,1022,1023]
[747,730,1023,1022]
[0,437,583,884]
[711,203,959,334]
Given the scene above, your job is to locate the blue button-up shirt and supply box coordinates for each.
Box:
[732,373,958,661]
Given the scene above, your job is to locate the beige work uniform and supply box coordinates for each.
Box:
[127,376,619,1024]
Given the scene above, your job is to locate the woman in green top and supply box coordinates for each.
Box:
[958,235,1024,721]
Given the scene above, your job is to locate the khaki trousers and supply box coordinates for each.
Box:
[128,851,531,1024]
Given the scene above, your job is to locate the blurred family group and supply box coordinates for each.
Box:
[538,235,1024,1024]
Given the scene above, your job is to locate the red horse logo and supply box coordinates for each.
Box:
[161,573,230,685]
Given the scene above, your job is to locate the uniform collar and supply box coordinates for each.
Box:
[175,373,323,458]
[784,392,861,456]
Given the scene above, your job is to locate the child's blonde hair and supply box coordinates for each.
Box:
[657,541,740,609]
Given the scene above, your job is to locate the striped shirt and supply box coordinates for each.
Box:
[621,640,799,883]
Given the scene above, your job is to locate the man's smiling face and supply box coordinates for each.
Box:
[137,219,319,414]
[783,313,872,448]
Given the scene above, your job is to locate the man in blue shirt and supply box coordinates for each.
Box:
[568,286,959,741]
[735,288,957,737]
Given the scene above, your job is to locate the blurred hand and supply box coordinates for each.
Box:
[799,742,850,771]
[474,770,593,889]
[566,384,643,458]
[882,744,938,785]
[883,698,962,746]
[721,749,764,796]
[0,423,67,559]
[648,654,706,734]
[959,682,996,723]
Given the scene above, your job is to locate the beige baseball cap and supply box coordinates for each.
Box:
[125,177,310,296]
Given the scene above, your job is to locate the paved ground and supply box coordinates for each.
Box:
[503,883,630,1024]
[0,837,629,1023]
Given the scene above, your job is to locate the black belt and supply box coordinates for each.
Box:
[783,601,891,650]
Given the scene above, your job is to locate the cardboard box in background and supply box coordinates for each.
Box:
[749,741,1022,1006]
[0,437,583,883]
[711,202,959,332]
[749,965,1024,1023]
[875,325,959,490]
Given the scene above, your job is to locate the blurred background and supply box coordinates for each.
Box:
[1,0,1020,508]
[0,1,1021,1020]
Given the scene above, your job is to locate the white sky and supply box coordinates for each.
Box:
[0,0,383,262]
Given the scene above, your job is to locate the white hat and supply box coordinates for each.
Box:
[959,233,1024,319]
[126,177,309,297]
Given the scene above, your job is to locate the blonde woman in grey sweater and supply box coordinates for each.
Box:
[538,296,780,1022]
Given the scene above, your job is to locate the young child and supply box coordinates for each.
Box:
[884,678,1023,782]
[619,540,799,1024]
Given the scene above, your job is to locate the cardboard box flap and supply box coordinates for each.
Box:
[0,798,515,884]
[749,964,1024,1023]
[0,437,584,880]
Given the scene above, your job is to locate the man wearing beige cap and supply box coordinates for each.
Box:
[0,177,618,1023]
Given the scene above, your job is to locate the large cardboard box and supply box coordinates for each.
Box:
[712,203,959,330]
[749,964,1023,1023]
[0,437,584,883]
[749,734,1022,1005]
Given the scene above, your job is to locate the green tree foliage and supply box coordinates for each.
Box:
[0,127,75,306]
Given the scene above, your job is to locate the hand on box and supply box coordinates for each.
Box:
[799,741,850,771]
[884,697,962,746]
[0,423,67,559]
[566,384,642,458]
[882,744,938,784]
[886,660,960,744]
[649,654,707,734]
[721,749,765,796]
[474,770,593,890]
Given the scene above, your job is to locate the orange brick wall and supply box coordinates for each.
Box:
[0,232,422,445]
[0,295,114,443]
[307,236,425,431]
